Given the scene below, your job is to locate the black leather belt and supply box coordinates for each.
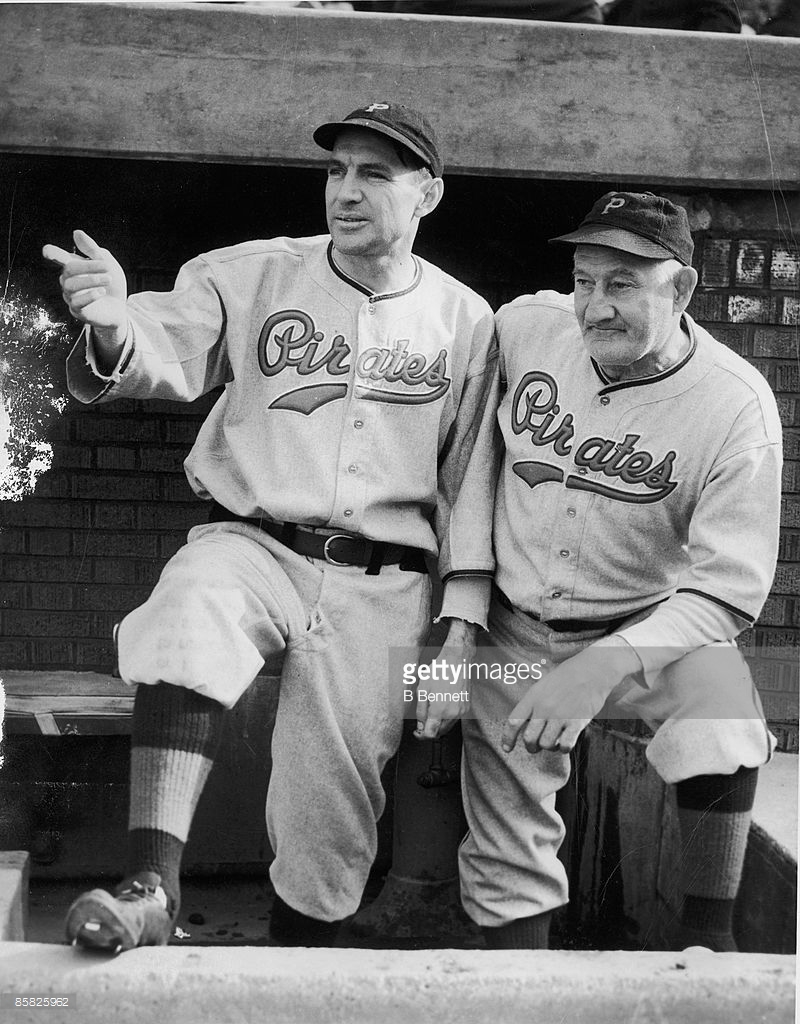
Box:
[493,585,633,634]
[208,502,428,575]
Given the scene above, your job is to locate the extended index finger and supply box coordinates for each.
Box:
[42,244,75,267]
[501,688,538,753]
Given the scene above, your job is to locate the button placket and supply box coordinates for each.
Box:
[337,403,368,526]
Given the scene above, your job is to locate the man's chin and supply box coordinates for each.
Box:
[330,233,370,256]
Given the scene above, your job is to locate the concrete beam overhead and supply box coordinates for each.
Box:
[0,3,797,187]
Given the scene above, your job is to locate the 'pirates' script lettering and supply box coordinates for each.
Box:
[258,309,453,412]
[258,310,350,378]
[511,371,679,503]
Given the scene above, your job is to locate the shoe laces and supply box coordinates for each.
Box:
[117,879,168,909]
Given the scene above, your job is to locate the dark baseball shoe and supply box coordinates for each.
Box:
[65,872,172,953]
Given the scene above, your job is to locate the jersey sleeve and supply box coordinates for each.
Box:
[66,254,231,404]
[437,575,493,629]
[617,397,782,681]
[436,316,502,597]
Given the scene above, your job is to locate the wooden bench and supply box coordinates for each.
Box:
[2,665,284,736]
[2,671,135,736]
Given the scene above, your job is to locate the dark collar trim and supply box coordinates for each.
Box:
[374,257,423,302]
[327,242,372,296]
[593,316,697,394]
[327,241,422,302]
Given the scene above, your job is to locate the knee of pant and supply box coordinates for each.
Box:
[658,643,758,720]
[118,599,266,707]
[646,717,772,785]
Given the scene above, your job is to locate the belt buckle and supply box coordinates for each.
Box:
[323,534,354,566]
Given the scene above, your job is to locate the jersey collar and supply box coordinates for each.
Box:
[592,315,698,393]
[327,241,422,302]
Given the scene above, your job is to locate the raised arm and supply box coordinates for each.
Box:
[42,230,128,375]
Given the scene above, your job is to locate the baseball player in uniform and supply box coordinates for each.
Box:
[43,103,498,951]
[418,192,781,951]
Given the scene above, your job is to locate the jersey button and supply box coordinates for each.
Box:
[560,550,570,558]
[354,420,364,429]
[600,395,610,406]
[551,591,562,599]
[348,464,358,474]
[368,305,376,315]
[343,509,353,517]
[577,467,588,476]
[566,508,577,517]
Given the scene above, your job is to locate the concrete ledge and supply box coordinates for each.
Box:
[0,944,794,1024]
[0,853,29,941]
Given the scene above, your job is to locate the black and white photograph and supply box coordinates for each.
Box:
[0,1,797,1021]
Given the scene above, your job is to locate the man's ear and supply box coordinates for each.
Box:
[416,177,444,220]
[674,265,698,314]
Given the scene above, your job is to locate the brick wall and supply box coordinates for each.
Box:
[690,233,799,641]
[0,391,217,673]
[686,209,799,749]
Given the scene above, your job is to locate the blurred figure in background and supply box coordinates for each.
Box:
[602,0,741,31]
[758,0,800,35]
[353,1,603,22]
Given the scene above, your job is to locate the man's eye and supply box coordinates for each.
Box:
[327,167,343,178]
[610,281,633,291]
[574,278,591,288]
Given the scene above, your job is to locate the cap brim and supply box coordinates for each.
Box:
[312,118,439,176]
[549,224,684,263]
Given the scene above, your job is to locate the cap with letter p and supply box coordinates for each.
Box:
[313,102,443,178]
[550,191,694,266]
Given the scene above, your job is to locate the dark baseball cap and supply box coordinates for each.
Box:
[313,102,443,178]
[550,191,694,266]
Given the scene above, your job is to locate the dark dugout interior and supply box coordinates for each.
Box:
[1,153,623,315]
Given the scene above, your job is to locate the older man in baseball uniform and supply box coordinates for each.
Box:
[419,192,781,951]
[43,102,498,951]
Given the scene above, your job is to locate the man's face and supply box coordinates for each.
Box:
[325,127,431,261]
[572,245,681,378]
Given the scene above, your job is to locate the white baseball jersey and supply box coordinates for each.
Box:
[493,290,782,676]
[66,235,498,587]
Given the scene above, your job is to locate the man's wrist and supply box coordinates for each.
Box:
[580,636,643,694]
[90,323,129,376]
[441,617,481,644]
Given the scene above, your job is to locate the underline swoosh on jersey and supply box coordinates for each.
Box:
[355,386,447,405]
[565,475,674,503]
[269,383,349,414]
[512,461,565,488]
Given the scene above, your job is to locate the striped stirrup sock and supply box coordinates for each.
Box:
[674,765,758,951]
[481,911,552,950]
[125,682,226,921]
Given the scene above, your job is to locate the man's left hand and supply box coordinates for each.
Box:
[414,618,480,740]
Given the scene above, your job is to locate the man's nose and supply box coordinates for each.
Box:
[584,287,614,322]
[337,169,362,202]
